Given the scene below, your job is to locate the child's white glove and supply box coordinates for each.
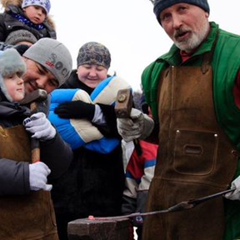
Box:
[29,162,52,191]
[117,108,154,142]
[23,112,56,141]
[225,176,240,200]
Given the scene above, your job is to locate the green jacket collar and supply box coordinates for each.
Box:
[157,22,219,66]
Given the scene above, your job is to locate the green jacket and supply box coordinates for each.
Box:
[142,22,240,240]
[142,22,240,150]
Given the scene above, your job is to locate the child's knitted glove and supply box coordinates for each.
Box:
[23,112,56,141]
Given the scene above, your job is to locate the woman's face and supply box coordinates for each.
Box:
[77,64,108,89]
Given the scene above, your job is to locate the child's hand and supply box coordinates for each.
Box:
[23,112,56,141]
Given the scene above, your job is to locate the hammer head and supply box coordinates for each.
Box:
[20,89,48,105]
[115,88,133,118]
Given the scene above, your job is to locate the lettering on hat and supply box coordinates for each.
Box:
[45,53,70,79]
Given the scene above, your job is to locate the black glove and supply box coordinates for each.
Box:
[54,100,95,120]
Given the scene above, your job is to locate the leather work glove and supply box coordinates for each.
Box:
[54,100,95,120]
[117,108,154,142]
[29,162,52,191]
[23,112,56,141]
[225,176,240,200]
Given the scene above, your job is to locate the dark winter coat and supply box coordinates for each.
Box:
[0,5,56,42]
[51,70,125,218]
[0,92,72,195]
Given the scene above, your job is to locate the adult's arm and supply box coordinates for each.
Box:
[40,132,73,179]
[94,103,121,138]
[0,158,30,195]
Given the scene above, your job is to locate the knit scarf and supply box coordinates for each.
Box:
[10,12,45,30]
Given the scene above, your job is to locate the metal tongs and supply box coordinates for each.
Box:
[89,188,235,221]
[162,187,235,213]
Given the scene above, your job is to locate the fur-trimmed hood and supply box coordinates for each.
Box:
[1,0,56,29]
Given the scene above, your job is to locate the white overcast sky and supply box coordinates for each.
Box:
[1,0,239,90]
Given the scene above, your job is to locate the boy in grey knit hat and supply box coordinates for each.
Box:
[0,46,74,240]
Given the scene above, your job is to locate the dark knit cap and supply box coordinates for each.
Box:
[77,42,111,69]
[154,0,210,24]
[5,30,37,45]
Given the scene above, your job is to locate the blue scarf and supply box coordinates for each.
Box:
[10,12,45,30]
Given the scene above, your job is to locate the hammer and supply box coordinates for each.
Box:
[115,88,133,119]
[20,89,48,163]
[115,88,142,156]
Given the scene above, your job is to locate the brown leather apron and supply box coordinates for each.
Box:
[0,125,58,240]
[143,65,239,240]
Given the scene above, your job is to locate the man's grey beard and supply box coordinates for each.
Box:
[175,22,210,53]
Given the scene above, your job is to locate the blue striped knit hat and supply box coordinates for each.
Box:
[22,0,51,14]
[154,0,210,24]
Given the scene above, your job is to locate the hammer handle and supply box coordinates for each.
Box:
[30,102,41,163]
[31,139,40,163]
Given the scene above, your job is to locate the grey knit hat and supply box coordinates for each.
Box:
[77,42,111,69]
[0,49,26,102]
[22,0,51,14]
[154,0,210,24]
[5,30,37,46]
[23,38,72,86]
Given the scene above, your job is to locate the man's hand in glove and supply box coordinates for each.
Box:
[54,100,95,120]
[23,112,56,141]
[29,162,52,191]
[225,176,240,200]
[117,108,154,142]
